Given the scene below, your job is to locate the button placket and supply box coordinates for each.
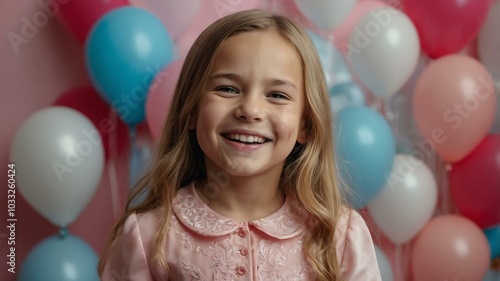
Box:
[234,225,251,278]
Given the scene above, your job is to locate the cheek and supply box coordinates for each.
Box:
[270,108,302,138]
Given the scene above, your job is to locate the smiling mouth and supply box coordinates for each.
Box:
[221,133,272,144]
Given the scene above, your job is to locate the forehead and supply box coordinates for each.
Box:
[210,30,303,81]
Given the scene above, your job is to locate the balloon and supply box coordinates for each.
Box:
[483,269,500,281]
[449,135,500,229]
[146,59,183,140]
[85,6,175,126]
[54,0,129,43]
[402,0,490,58]
[374,246,394,281]
[329,82,366,115]
[334,106,396,209]
[129,0,201,40]
[54,86,129,160]
[479,3,500,92]
[332,0,389,51]
[307,30,353,89]
[294,0,357,31]
[413,54,497,163]
[10,107,104,227]
[368,154,437,244]
[348,7,420,98]
[18,234,99,281]
[411,215,491,281]
[175,0,260,57]
[485,226,500,260]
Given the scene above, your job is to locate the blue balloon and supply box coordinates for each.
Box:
[18,234,99,281]
[485,225,500,260]
[329,82,366,114]
[334,106,396,209]
[307,30,352,88]
[85,6,175,126]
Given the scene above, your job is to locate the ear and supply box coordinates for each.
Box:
[188,111,197,129]
[297,117,308,144]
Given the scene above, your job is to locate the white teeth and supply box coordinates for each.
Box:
[228,133,265,144]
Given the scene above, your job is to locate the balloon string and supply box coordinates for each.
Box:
[108,110,121,220]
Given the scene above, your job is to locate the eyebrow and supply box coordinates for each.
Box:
[209,73,299,91]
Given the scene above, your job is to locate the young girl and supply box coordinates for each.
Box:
[100,9,381,281]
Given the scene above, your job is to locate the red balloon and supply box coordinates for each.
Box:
[54,86,129,160]
[449,135,500,228]
[402,0,490,58]
[54,0,129,43]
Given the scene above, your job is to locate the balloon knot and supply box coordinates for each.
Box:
[58,227,69,238]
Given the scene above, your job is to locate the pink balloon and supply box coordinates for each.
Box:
[411,215,490,281]
[129,0,201,40]
[55,0,129,43]
[331,0,389,52]
[146,60,183,140]
[413,54,497,163]
[176,0,260,56]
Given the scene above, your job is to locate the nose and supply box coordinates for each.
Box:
[234,92,265,122]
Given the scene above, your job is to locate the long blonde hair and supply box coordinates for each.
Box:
[99,9,346,281]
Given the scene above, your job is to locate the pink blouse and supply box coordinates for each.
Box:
[102,183,381,280]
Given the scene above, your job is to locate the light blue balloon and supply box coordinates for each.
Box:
[485,225,500,260]
[307,30,352,88]
[483,269,500,281]
[335,106,396,209]
[329,82,366,115]
[18,234,99,281]
[85,6,175,126]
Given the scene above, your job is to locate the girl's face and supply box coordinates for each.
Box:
[193,30,306,179]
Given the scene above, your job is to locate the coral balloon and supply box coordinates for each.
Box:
[402,0,490,58]
[146,60,183,140]
[411,215,491,281]
[54,0,129,43]
[413,54,497,163]
[449,135,500,229]
[54,86,129,160]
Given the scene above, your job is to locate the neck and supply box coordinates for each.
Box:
[195,167,285,222]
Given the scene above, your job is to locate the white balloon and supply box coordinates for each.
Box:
[478,3,500,88]
[374,246,394,281]
[348,7,420,98]
[295,0,357,31]
[368,154,437,244]
[10,107,104,227]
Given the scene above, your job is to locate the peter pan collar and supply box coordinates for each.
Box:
[172,183,309,239]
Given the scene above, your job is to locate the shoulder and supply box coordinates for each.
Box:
[335,207,382,280]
